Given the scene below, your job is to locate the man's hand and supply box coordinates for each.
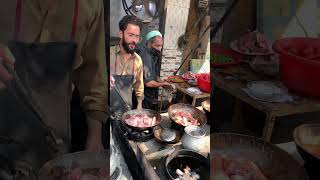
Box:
[161,82,171,87]
[0,58,13,89]
[0,46,15,90]
[137,98,143,111]
[110,75,115,90]
[85,119,104,153]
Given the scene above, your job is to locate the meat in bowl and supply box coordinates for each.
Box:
[172,111,200,126]
[125,114,157,128]
[212,155,269,180]
[43,162,108,180]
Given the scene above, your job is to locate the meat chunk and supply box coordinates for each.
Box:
[172,111,199,126]
[125,114,156,127]
[211,155,269,180]
[237,31,270,54]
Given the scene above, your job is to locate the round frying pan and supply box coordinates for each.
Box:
[168,103,207,131]
[293,124,320,168]
[212,133,308,180]
[121,109,161,131]
[38,150,109,180]
[165,149,210,180]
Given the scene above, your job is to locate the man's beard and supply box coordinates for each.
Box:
[122,35,136,54]
[150,48,161,56]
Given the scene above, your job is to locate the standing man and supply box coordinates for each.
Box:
[110,15,144,117]
[0,0,107,156]
[137,30,170,109]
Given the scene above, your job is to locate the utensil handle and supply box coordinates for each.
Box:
[145,147,175,160]
[0,61,62,146]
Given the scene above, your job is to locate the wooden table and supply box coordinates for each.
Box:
[174,82,210,106]
[213,66,320,142]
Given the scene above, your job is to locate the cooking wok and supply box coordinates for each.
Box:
[38,150,109,180]
[168,103,207,131]
[293,124,320,169]
[121,109,161,131]
[212,133,308,180]
[202,99,210,125]
[165,149,210,180]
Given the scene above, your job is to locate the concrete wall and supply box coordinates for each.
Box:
[221,0,256,46]
[160,0,191,78]
[257,0,320,43]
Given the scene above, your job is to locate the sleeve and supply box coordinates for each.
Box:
[140,51,155,84]
[73,0,108,123]
[133,56,144,100]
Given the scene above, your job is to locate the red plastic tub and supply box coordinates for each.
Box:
[195,73,210,93]
[273,37,320,98]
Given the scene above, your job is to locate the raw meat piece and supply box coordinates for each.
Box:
[182,71,195,80]
[63,167,81,180]
[237,31,270,54]
[125,114,156,128]
[98,167,108,177]
[172,111,199,126]
[211,155,269,180]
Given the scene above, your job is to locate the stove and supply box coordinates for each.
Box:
[119,123,154,142]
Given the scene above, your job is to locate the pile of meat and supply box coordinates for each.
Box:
[49,163,108,180]
[172,111,200,126]
[182,71,196,80]
[237,31,270,54]
[212,155,269,180]
[175,166,200,180]
[125,114,157,128]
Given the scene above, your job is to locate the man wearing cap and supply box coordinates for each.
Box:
[135,30,171,109]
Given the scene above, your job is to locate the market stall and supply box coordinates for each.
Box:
[211,1,320,179]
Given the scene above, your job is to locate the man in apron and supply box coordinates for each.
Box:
[0,0,107,167]
[134,31,171,110]
[110,15,144,118]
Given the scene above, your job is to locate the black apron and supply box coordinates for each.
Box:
[0,0,78,177]
[110,53,135,119]
[141,48,161,110]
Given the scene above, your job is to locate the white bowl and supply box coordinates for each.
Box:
[247,81,282,99]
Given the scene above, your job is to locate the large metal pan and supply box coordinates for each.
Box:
[293,124,320,169]
[168,103,207,131]
[38,150,109,180]
[212,133,308,180]
[201,99,210,125]
[165,149,210,180]
[121,109,161,131]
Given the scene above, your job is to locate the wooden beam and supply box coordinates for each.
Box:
[179,0,200,74]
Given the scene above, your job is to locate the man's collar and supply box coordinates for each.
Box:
[115,45,121,54]
[116,44,136,58]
